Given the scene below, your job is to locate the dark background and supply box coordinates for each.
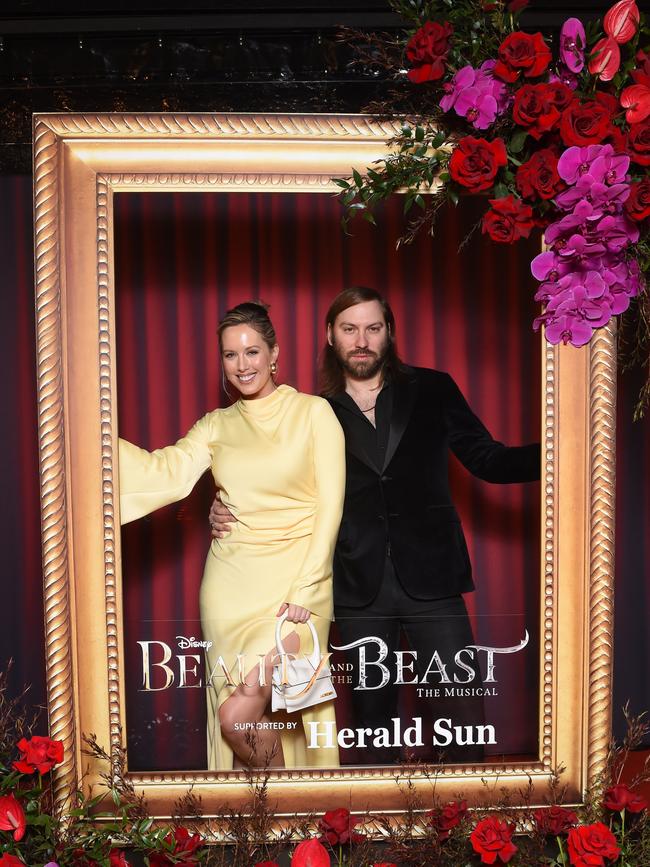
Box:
[0,0,648,750]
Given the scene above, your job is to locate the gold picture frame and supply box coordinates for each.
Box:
[33,112,615,821]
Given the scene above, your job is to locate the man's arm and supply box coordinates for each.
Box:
[209,490,236,538]
[442,373,540,483]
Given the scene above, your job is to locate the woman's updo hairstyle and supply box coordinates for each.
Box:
[217,301,277,351]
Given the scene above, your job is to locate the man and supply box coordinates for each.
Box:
[211,287,540,764]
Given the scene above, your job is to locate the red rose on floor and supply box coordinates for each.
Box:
[149,826,203,866]
[318,807,365,845]
[0,794,26,842]
[494,32,551,83]
[512,84,561,139]
[567,823,620,867]
[533,805,578,835]
[603,782,648,812]
[406,21,453,83]
[516,149,564,200]
[429,799,469,841]
[559,98,612,146]
[482,195,535,243]
[13,735,64,774]
[0,855,25,866]
[470,817,518,864]
[628,117,650,165]
[109,852,131,867]
[291,839,331,866]
[448,136,507,192]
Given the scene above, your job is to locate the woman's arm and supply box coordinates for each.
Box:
[118,413,214,524]
[286,399,346,620]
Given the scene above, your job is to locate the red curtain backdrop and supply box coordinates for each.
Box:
[114,191,541,769]
[0,176,648,769]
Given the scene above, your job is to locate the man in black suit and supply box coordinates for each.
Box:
[211,287,540,763]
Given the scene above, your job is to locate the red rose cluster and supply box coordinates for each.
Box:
[428,799,469,841]
[470,817,517,864]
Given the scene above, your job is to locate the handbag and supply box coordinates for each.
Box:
[271,612,337,713]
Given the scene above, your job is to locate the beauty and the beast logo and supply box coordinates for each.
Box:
[136,632,529,693]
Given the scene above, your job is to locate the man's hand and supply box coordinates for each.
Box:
[209,491,236,538]
[277,602,310,623]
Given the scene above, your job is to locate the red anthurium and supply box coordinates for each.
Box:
[588,36,621,81]
[0,794,26,842]
[291,839,331,867]
[604,0,640,45]
[621,83,650,124]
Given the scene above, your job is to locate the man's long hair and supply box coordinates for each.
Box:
[319,287,404,397]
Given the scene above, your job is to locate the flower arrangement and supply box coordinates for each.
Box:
[336,0,650,413]
[2,656,650,867]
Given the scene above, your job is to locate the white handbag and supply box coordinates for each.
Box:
[271,612,337,713]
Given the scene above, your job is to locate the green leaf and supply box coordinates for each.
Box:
[493,182,509,198]
[509,130,528,154]
[414,194,426,209]
[448,188,459,206]
[332,178,350,189]
[363,211,377,225]
[415,125,425,142]
[352,169,363,188]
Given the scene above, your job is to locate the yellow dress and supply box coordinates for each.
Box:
[118,385,345,770]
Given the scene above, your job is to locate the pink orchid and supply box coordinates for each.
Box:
[559,18,586,73]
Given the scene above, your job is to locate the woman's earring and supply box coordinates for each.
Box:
[270,361,278,375]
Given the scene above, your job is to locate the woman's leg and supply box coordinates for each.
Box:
[219,630,300,768]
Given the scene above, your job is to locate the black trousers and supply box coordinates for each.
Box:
[334,557,485,764]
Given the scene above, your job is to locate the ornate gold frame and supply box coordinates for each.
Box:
[33,112,615,820]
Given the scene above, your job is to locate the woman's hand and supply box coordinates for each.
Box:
[209,490,236,538]
[277,602,310,623]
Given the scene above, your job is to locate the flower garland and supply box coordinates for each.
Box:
[337,0,650,389]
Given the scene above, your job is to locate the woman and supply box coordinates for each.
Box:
[119,302,344,770]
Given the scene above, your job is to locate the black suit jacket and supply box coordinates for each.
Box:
[328,366,540,608]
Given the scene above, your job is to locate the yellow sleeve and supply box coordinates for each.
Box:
[118,413,214,525]
[289,399,345,620]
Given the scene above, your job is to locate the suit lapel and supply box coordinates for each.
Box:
[328,401,379,474]
[383,371,419,471]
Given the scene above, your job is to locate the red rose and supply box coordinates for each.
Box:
[494,32,551,83]
[470,817,518,864]
[448,136,507,192]
[482,195,535,243]
[567,823,620,867]
[545,81,574,112]
[429,799,469,841]
[603,782,648,812]
[516,149,564,200]
[512,84,561,139]
[628,117,650,165]
[109,852,131,867]
[533,805,578,835]
[637,49,650,77]
[559,98,612,146]
[625,179,650,221]
[0,794,26,842]
[406,21,453,83]
[318,807,364,845]
[13,734,64,774]
[149,826,203,866]
[291,839,331,867]
[0,856,25,866]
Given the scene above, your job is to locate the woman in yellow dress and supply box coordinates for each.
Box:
[118,302,344,771]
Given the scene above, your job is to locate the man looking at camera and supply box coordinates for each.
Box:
[211,286,540,763]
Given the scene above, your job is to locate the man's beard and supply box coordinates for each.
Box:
[333,336,390,381]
